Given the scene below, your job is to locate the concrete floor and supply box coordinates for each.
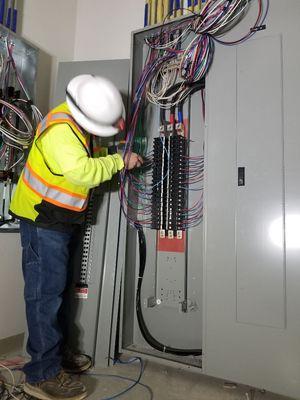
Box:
[81,360,294,400]
[0,343,295,400]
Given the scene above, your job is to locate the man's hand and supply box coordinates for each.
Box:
[124,152,143,170]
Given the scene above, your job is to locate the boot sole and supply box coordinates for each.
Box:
[23,383,88,400]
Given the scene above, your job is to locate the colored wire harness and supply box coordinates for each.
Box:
[0,37,42,172]
[0,36,42,229]
[119,0,269,230]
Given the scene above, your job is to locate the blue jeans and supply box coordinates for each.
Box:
[20,220,76,383]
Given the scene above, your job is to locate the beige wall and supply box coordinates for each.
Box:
[21,0,78,114]
[74,0,144,61]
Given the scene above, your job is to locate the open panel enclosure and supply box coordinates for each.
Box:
[58,2,300,398]
[116,2,300,398]
[119,20,205,369]
[0,25,38,231]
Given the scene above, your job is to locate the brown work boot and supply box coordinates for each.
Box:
[23,371,88,400]
[62,349,92,374]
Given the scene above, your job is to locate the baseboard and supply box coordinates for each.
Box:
[0,333,25,356]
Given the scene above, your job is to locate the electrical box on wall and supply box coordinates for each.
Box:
[118,1,300,398]
[0,25,39,231]
[120,27,205,368]
[61,1,300,399]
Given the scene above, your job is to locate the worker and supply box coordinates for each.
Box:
[9,75,143,400]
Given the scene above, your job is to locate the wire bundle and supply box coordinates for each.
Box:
[0,37,42,228]
[0,361,31,400]
[0,38,42,171]
[119,151,154,228]
[180,154,204,229]
[118,0,270,361]
[120,0,269,229]
[145,0,268,107]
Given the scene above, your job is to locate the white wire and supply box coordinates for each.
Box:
[0,361,15,387]
[196,0,229,32]
[209,0,250,35]
[145,0,251,109]
[0,361,21,400]
[0,100,34,147]
[0,54,4,76]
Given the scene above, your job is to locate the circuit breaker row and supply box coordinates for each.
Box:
[151,135,187,234]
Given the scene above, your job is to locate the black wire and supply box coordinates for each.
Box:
[135,224,202,356]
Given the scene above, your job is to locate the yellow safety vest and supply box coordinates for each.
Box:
[10,103,93,222]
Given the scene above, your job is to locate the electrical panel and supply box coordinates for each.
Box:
[118,2,300,398]
[61,1,300,399]
[0,25,39,231]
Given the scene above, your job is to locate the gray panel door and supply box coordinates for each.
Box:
[54,59,129,105]
[54,59,129,366]
[204,2,300,398]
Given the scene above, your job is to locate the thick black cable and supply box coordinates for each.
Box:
[135,224,202,356]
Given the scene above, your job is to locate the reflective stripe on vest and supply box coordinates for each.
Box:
[38,112,77,135]
[37,112,89,150]
[22,162,88,212]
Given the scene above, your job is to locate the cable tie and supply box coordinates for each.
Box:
[250,25,266,32]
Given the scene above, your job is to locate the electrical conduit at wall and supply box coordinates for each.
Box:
[144,0,212,25]
[0,0,18,32]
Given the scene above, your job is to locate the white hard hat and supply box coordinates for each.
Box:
[66,74,125,137]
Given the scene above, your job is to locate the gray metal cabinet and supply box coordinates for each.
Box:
[204,1,300,398]
[54,59,130,363]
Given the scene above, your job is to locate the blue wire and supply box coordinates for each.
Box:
[144,3,149,27]
[112,357,140,365]
[87,373,153,400]
[0,0,5,25]
[6,1,11,29]
[12,6,17,32]
[178,110,183,123]
[85,357,148,400]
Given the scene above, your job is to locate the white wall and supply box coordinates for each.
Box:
[21,0,78,114]
[74,0,144,61]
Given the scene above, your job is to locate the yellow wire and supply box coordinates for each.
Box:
[188,1,194,12]
[157,0,163,22]
[194,0,201,13]
[163,0,169,20]
[150,0,157,25]
[177,0,183,17]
